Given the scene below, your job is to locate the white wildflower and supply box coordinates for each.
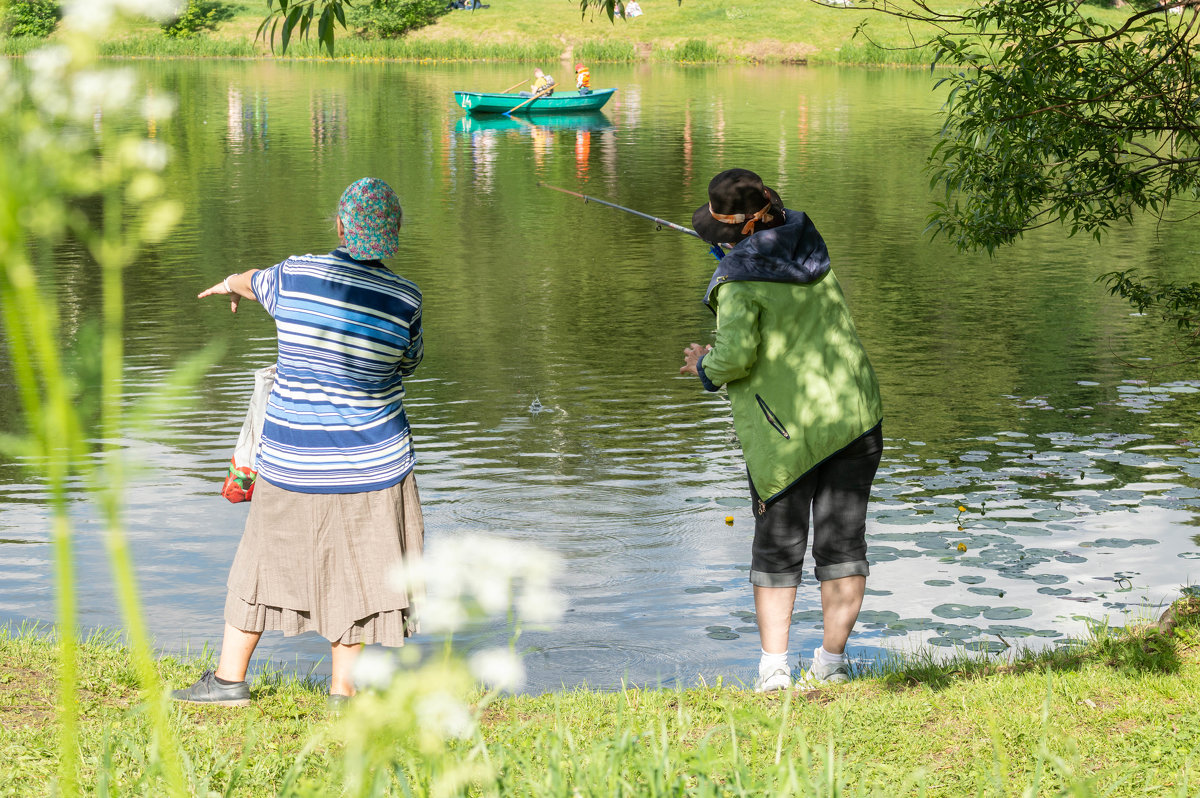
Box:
[419,591,468,635]
[71,69,136,120]
[396,533,564,629]
[133,139,169,171]
[62,0,184,31]
[516,584,566,625]
[351,647,397,691]
[469,647,526,692]
[26,46,72,119]
[142,92,177,121]
[415,691,474,739]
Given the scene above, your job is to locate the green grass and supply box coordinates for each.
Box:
[3,595,1199,796]
[574,39,638,63]
[0,1,1137,65]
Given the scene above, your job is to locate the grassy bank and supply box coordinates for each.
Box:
[2,594,1199,796]
[0,0,1134,65]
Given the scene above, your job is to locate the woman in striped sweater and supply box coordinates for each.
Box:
[174,178,424,706]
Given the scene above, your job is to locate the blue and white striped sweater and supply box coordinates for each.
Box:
[251,248,423,494]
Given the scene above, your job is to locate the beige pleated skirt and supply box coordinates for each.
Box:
[224,473,423,646]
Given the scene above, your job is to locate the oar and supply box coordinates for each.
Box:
[503,86,552,117]
[500,78,528,94]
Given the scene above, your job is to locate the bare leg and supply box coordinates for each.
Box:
[215,623,262,682]
[753,585,797,654]
[330,642,363,696]
[819,575,866,655]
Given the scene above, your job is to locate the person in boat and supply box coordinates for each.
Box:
[679,168,883,693]
[519,68,555,98]
[174,177,425,707]
[575,63,592,96]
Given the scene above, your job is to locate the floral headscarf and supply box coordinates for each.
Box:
[338,177,402,260]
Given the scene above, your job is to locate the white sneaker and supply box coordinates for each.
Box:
[796,653,851,688]
[753,667,792,693]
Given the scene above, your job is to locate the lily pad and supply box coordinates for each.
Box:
[932,603,986,619]
[925,636,960,648]
[706,630,739,640]
[965,640,1008,653]
[959,575,986,585]
[1037,587,1071,596]
[936,624,981,640]
[876,513,932,525]
[982,606,1033,621]
[887,618,940,632]
[1006,526,1054,537]
[791,610,824,622]
[858,610,900,624]
[925,579,954,587]
[715,497,751,508]
[1033,509,1076,520]
[986,624,1035,637]
[968,587,1006,597]
[1033,574,1069,585]
[1055,554,1087,564]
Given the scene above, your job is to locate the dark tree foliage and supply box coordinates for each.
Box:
[162,0,236,38]
[350,0,450,38]
[1,0,61,38]
[826,0,1200,343]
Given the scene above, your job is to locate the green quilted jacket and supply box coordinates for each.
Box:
[696,210,883,504]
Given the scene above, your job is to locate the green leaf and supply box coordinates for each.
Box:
[280,4,304,54]
[319,5,334,56]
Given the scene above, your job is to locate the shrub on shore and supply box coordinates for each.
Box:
[161,0,236,39]
[350,0,451,39]
[1,0,61,38]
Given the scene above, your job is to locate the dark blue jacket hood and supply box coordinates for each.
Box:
[703,209,830,310]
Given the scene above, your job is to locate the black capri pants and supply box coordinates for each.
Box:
[748,422,883,588]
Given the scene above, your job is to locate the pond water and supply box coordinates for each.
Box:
[1,60,1199,692]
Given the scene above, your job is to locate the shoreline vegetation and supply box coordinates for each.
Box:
[2,590,1198,795]
[0,1,1133,66]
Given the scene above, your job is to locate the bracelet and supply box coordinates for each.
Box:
[223,274,235,293]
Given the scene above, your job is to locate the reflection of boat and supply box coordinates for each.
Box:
[454,88,615,115]
[455,111,613,135]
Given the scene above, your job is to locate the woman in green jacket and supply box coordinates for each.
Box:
[681,169,883,692]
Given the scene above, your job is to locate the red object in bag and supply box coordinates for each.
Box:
[220,365,276,504]
[221,458,258,503]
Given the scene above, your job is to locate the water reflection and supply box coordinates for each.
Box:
[310,91,347,148]
[226,86,270,152]
[0,62,1198,693]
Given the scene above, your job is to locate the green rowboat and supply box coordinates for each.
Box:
[455,88,615,115]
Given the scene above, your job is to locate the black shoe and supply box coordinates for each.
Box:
[170,670,251,706]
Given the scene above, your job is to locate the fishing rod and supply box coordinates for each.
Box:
[537,182,706,241]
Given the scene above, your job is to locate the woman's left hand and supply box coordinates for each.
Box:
[198,274,242,313]
[680,343,711,376]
